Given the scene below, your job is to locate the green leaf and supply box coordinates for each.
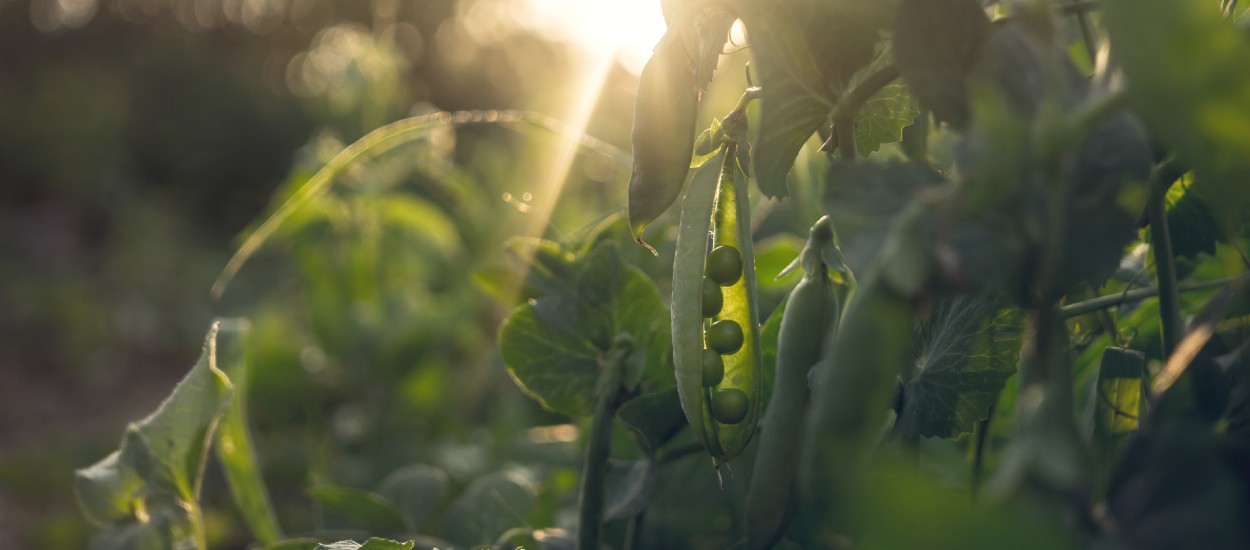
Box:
[376,464,449,531]
[740,0,894,198]
[822,159,945,276]
[1090,347,1144,479]
[442,471,537,547]
[617,388,687,454]
[1105,0,1250,228]
[1166,181,1224,260]
[753,235,806,292]
[855,81,919,157]
[602,459,658,521]
[86,506,193,550]
[306,486,411,534]
[893,0,992,129]
[499,243,667,416]
[895,296,1019,439]
[759,294,788,413]
[213,318,282,544]
[75,321,234,540]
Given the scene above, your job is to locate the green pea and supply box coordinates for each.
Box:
[671,136,761,462]
[711,388,749,424]
[702,348,725,387]
[702,276,723,318]
[707,319,744,355]
[706,245,743,286]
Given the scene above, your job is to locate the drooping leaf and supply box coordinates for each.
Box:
[442,471,537,547]
[85,506,193,550]
[376,464,449,531]
[617,388,687,454]
[75,321,234,545]
[741,0,895,198]
[602,459,659,521]
[1105,0,1250,229]
[500,243,667,416]
[893,0,991,129]
[213,318,283,544]
[895,295,1020,438]
[306,486,411,534]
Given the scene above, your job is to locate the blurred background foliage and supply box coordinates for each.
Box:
[0,0,698,547]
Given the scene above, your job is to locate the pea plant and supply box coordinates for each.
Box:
[75,0,1250,549]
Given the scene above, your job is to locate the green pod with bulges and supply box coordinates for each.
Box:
[671,145,763,462]
[628,30,698,248]
[744,217,839,550]
[798,268,914,530]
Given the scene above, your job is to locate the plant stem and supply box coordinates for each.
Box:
[1060,274,1250,318]
[833,65,900,125]
[1062,0,1100,64]
[1146,167,1183,360]
[970,398,996,498]
[190,501,208,550]
[576,353,624,550]
[830,65,900,162]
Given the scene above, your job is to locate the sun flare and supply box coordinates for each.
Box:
[520,0,668,73]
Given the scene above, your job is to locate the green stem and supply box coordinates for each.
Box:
[1063,0,1099,64]
[1146,167,1183,360]
[970,398,996,498]
[1061,274,1250,318]
[832,65,900,125]
[190,501,208,550]
[576,353,624,550]
[831,65,900,162]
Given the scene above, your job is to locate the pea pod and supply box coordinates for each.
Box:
[745,217,840,550]
[628,29,698,248]
[672,145,763,461]
[798,203,923,529]
[799,270,912,523]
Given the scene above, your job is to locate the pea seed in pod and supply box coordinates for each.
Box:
[707,319,744,354]
[711,388,749,424]
[706,245,743,286]
[701,348,725,387]
[702,276,723,318]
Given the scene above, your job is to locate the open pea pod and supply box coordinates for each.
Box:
[672,144,764,462]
